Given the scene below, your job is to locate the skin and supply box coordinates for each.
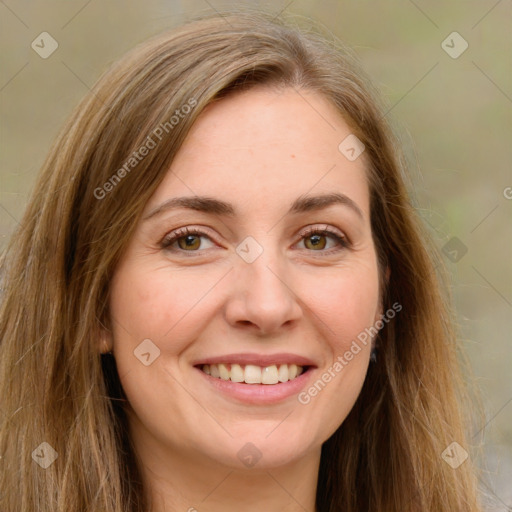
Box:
[103,86,384,511]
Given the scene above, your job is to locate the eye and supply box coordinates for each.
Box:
[297,225,350,253]
[160,225,350,256]
[160,227,215,253]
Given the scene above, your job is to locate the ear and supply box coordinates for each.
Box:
[98,328,113,354]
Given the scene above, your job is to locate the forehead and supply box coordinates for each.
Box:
[146,87,370,220]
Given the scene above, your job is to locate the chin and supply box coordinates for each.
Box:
[197,430,318,471]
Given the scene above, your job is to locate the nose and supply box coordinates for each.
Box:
[224,252,303,336]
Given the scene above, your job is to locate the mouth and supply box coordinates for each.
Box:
[192,353,317,404]
[196,363,311,385]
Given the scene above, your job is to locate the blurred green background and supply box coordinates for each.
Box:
[1,1,511,509]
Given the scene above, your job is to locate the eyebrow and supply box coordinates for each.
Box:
[142,192,364,221]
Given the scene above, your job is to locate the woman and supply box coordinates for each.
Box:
[0,11,481,512]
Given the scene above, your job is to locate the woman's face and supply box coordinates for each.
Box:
[107,87,383,471]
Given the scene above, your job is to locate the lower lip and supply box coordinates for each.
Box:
[195,366,315,404]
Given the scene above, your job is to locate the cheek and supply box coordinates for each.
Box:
[305,264,381,351]
[109,264,222,349]
[294,264,379,435]
[107,265,223,444]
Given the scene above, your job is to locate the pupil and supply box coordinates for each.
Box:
[179,235,199,250]
[308,234,326,250]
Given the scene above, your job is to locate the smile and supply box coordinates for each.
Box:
[193,353,316,404]
[200,363,305,384]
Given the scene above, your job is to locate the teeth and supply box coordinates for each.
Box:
[200,363,305,384]
[244,365,261,384]
[218,363,230,380]
[261,365,279,384]
[210,364,220,379]
[230,363,244,383]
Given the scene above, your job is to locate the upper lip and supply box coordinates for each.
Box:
[192,352,317,368]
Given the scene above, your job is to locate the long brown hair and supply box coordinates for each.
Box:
[0,10,481,511]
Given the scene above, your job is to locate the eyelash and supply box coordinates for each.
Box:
[160,225,350,256]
